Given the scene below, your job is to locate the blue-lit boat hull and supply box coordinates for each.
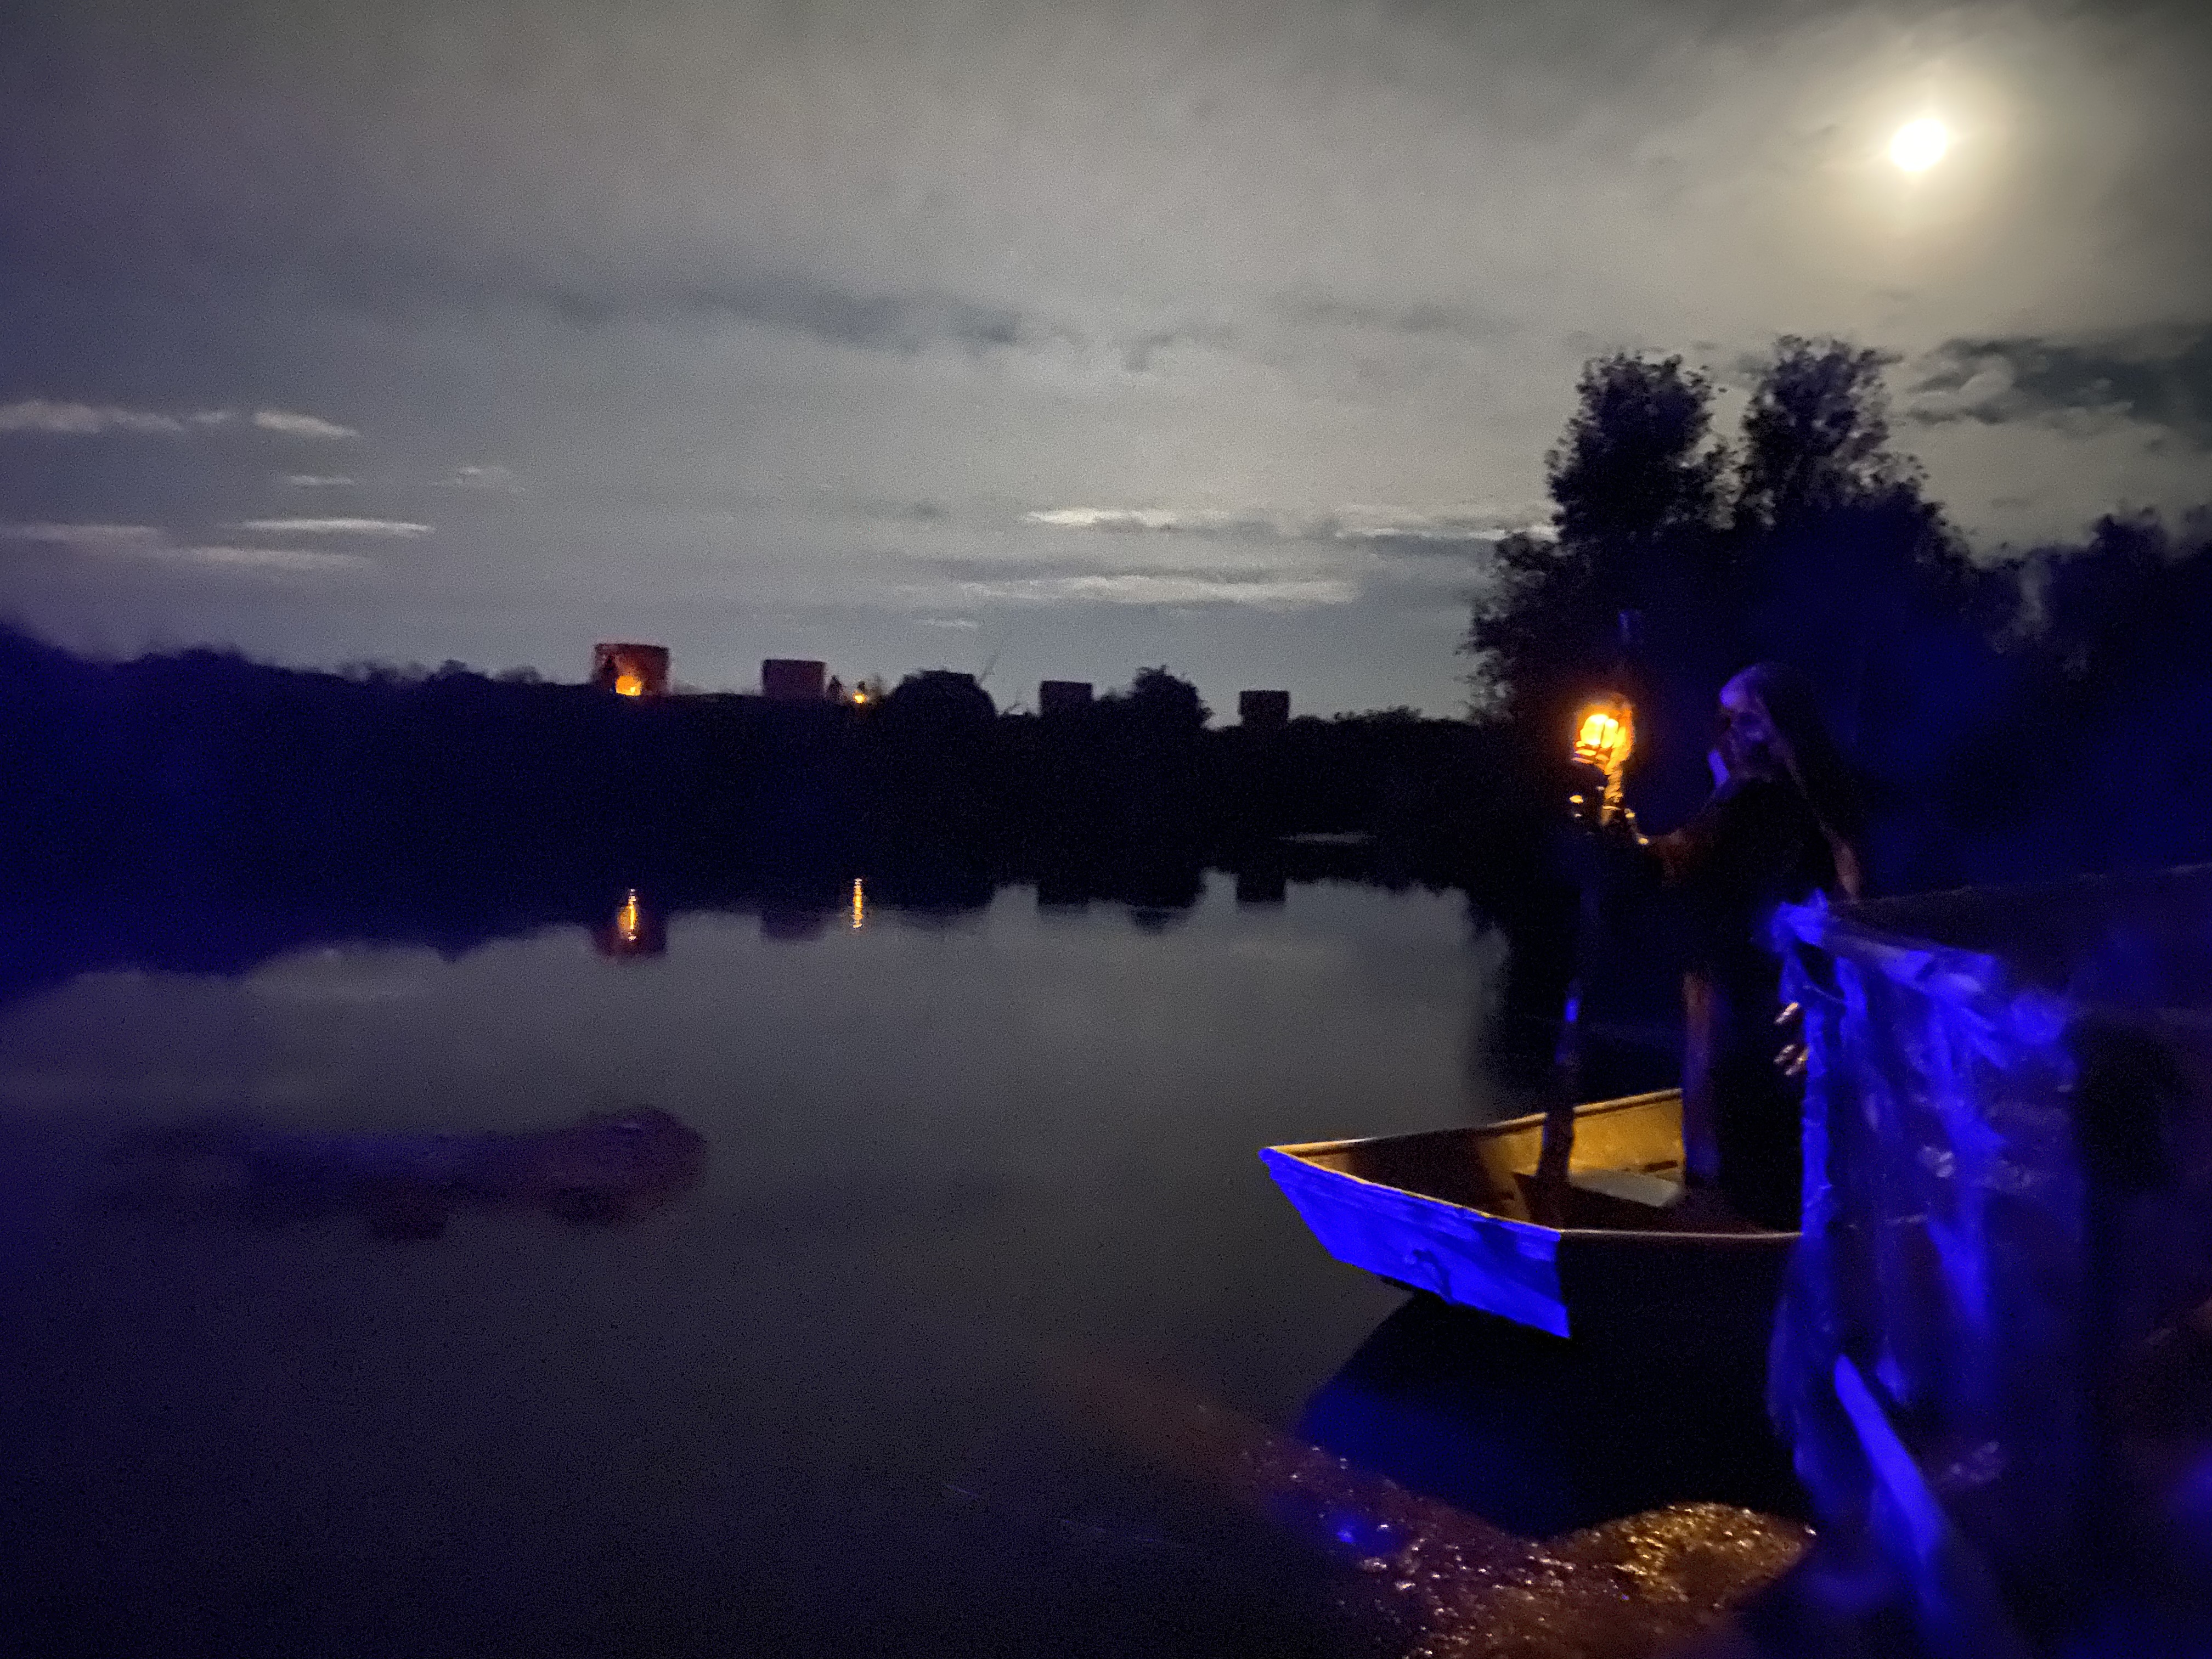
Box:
[1261,1090,1797,1340]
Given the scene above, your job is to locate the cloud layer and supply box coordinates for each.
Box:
[1,0,2207,709]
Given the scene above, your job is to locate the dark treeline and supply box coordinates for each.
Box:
[0,628,1539,905]
[0,631,1558,1017]
[1467,335,2212,894]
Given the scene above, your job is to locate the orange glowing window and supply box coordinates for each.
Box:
[614,673,644,697]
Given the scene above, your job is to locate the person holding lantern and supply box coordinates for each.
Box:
[1577,662,1866,1229]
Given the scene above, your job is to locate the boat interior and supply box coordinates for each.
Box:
[1288,1091,1774,1235]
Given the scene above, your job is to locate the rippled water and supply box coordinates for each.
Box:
[0,874,1793,1657]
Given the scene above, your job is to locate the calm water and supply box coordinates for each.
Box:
[0,874,1782,1658]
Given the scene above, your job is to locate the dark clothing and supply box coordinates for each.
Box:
[1634,774,1842,1228]
[1655,774,1841,996]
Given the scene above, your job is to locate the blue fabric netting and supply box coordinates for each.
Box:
[1767,867,2212,1656]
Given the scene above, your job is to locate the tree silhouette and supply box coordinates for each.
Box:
[1466,335,2016,833]
[1107,665,1210,733]
[1463,352,1729,808]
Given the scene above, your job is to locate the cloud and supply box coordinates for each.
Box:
[441,462,522,492]
[1022,504,1544,548]
[4,521,373,575]
[285,474,357,488]
[232,517,432,537]
[0,521,166,546]
[955,571,1356,610]
[1905,326,2212,449]
[251,409,359,439]
[0,400,360,440]
[0,399,195,435]
[160,545,375,573]
[1279,295,1513,343]
[436,266,1042,358]
[152,544,374,573]
[1024,507,1283,534]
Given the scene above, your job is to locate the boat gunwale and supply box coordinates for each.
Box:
[1262,1088,1801,1249]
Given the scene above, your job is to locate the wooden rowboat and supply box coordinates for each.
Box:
[1260,1089,1798,1340]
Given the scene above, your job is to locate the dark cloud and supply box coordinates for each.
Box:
[157,253,1047,361]
[1279,295,1514,343]
[1906,325,2212,448]
[1119,324,1237,373]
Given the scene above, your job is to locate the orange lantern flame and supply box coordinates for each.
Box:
[1570,696,1635,827]
[1572,697,1634,777]
[614,673,644,697]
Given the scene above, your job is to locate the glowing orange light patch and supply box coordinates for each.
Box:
[615,890,643,944]
[850,878,866,930]
[1571,697,1635,776]
[614,673,644,697]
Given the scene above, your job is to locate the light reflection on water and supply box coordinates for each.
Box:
[0,874,1783,1657]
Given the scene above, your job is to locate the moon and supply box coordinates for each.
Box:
[1889,117,1950,173]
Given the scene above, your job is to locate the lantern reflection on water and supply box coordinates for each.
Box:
[592,888,667,958]
[851,878,866,930]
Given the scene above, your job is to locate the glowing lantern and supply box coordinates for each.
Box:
[614,673,644,697]
[1570,695,1635,826]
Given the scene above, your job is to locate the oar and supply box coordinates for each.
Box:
[1528,865,1596,1226]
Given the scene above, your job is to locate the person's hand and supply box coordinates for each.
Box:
[1774,1001,1808,1077]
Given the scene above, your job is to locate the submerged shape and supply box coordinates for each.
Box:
[104,1105,707,1237]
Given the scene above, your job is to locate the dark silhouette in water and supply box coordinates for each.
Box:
[103,1105,707,1238]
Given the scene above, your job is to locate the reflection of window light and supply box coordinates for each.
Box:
[614,673,644,697]
[850,878,865,930]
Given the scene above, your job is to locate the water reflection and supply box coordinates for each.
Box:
[1299,1296,1801,1538]
[591,888,667,958]
[1056,1330,1808,1658]
[0,870,1551,1658]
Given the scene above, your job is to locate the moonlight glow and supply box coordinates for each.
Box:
[1889,117,1950,172]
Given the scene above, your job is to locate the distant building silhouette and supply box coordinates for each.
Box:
[1239,689,1290,729]
[1039,680,1094,717]
[591,643,670,697]
[762,658,828,701]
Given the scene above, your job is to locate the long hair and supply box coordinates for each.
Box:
[1730,662,1868,900]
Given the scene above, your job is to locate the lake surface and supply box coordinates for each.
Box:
[0,874,1785,1658]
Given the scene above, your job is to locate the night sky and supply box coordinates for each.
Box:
[3,0,2207,714]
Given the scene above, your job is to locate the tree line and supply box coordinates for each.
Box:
[0,630,1522,904]
[1464,336,2212,891]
